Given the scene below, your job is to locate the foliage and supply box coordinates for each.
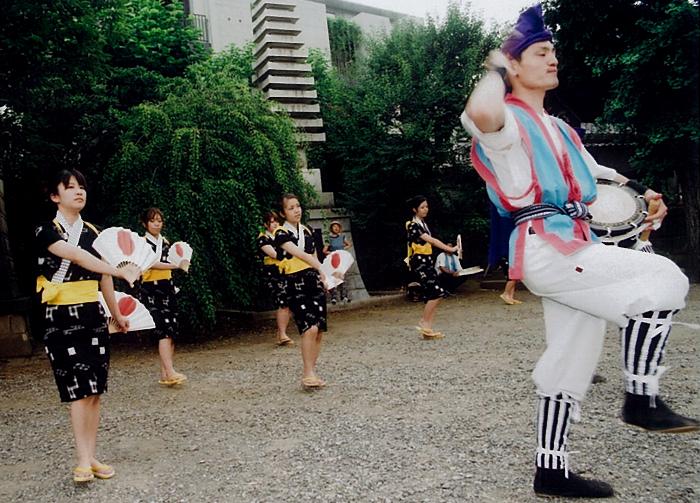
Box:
[544,0,700,279]
[327,17,363,74]
[309,6,499,288]
[0,0,210,310]
[105,47,311,330]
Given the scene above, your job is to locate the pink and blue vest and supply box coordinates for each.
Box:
[471,95,599,280]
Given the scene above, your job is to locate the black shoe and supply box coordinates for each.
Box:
[621,392,700,433]
[534,467,614,498]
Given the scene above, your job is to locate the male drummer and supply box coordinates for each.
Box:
[461,4,697,499]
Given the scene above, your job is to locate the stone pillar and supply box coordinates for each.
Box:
[253,0,369,301]
[252,0,325,142]
[307,207,369,302]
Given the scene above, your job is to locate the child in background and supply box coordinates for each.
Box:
[323,220,352,304]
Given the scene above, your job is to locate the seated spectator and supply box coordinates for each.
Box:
[435,244,468,294]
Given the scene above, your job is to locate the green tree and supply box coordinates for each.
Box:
[106,47,311,330]
[544,0,700,280]
[327,17,363,74]
[0,0,208,302]
[309,6,499,288]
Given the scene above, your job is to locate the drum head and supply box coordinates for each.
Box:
[589,179,647,238]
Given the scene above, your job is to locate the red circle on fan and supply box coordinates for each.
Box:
[117,230,135,256]
[175,243,184,257]
[118,296,137,316]
[331,252,341,269]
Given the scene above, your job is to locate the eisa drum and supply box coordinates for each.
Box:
[588,179,651,250]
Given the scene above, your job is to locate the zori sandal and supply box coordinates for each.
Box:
[277,336,294,346]
[91,463,115,480]
[416,326,444,339]
[301,377,325,389]
[158,373,187,386]
[73,467,95,483]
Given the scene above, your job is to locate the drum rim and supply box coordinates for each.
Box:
[589,179,647,237]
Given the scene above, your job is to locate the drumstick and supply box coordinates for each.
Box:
[639,198,661,242]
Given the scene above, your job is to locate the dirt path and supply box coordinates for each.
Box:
[1,283,698,502]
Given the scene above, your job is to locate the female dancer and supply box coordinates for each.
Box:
[139,208,187,386]
[405,195,458,339]
[36,169,139,482]
[273,194,330,388]
[257,211,292,345]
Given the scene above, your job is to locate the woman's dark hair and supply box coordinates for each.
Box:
[263,211,280,225]
[407,194,428,213]
[49,169,87,196]
[140,207,165,225]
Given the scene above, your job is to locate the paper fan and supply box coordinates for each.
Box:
[320,250,354,290]
[166,241,193,272]
[98,292,156,334]
[456,234,463,260]
[93,227,157,272]
[456,266,484,277]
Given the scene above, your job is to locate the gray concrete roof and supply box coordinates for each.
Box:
[308,0,411,21]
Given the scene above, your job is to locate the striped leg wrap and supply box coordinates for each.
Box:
[621,310,676,399]
[536,393,580,476]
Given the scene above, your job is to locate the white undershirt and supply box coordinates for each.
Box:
[460,108,618,207]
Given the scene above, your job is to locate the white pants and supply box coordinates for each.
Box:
[521,229,689,400]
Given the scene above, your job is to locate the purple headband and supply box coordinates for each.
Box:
[501,4,553,58]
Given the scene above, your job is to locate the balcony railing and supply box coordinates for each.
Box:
[192,13,211,47]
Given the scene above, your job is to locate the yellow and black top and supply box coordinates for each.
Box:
[406,218,432,262]
[273,224,316,275]
[142,235,173,283]
[35,219,101,305]
[257,230,283,267]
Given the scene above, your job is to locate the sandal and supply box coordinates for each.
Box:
[277,336,294,346]
[301,377,325,389]
[415,326,444,339]
[73,467,95,483]
[500,293,522,305]
[91,463,115,480]
[159,373,187,386]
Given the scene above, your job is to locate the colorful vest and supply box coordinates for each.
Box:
[470,95,598,279]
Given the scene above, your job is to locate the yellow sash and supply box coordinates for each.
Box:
[142,269,172,282]
[36,276,99,305]
[280,257,310,275]
[263,256,279,266]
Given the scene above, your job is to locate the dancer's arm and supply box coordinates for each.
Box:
[99,275,129,332]
[47,241,140,285]
[419,233,458,254]
[465,50,513,133]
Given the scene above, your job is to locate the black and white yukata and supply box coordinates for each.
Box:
[138,234,178,342]
[257,230,287,309]
[36,215,110,403]
[273,222,326,334]
[406,217,448,302]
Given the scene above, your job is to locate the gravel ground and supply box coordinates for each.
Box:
[1,283,698,502]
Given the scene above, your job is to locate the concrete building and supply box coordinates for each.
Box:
[183,0,412,302]
[186,0,410,54]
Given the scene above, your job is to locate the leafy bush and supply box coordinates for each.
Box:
[105,47,311,330]
[309,6,499,288]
